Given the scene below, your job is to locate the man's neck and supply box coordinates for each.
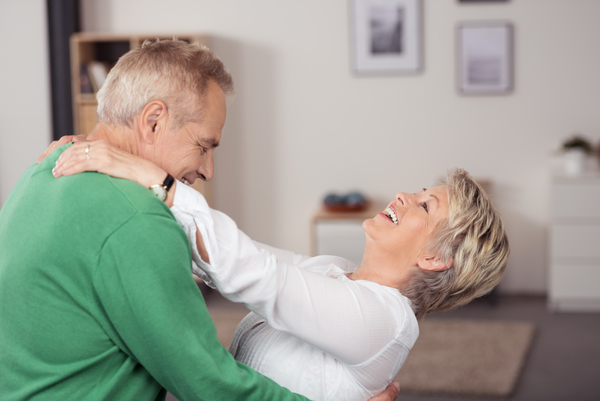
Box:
[87,123,140,156]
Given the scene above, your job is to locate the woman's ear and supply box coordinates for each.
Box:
[417,255,453,272]
[139,100,168,144]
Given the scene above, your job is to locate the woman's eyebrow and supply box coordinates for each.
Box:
[429,194,440,212]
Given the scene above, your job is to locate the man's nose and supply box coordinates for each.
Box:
[197,152,214,182]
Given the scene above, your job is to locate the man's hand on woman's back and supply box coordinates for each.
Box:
[369,382,400,401]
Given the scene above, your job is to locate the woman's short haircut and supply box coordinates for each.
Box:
[96,38,234,129]
[402,168,509,319]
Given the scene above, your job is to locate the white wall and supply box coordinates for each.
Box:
[0,0,52,205]
[79,0,600,294]
[4,1,600,294]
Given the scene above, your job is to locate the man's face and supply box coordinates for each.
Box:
[153,81,227,184]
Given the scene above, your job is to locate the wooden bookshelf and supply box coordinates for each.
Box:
[69,32,212,204]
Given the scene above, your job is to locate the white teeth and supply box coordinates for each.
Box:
[384,207,398,224]
[181,178,190,185]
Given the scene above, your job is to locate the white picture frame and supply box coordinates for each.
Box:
[458,22,513,94]
[351,0,422,74]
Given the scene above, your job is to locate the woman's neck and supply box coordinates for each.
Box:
[349,244,413,290]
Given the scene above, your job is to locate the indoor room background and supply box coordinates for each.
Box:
[2,0,600,298]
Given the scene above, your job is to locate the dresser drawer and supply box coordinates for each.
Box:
[551,225,600,259]
[552,181,600,219]
[315,221,365,266]
[550,264,600,298]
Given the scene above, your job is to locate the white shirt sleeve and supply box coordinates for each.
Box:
[251,241,311,265]
[170,182,216,287]
[170,183,404,366]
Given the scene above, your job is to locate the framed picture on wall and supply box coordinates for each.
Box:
[458,22,513,94]
[459,0,509,3]
[351,0,422,74]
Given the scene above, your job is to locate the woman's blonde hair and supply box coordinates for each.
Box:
[97,39,234,129]
[402,168,509,319]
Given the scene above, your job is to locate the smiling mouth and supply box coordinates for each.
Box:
[382,207,398,225]
[181,178,191,185]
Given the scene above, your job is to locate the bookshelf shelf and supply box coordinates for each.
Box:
[78,95,97,104]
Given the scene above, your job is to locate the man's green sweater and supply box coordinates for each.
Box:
[0,145,307,401]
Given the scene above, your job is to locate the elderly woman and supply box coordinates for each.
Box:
[50,141,509,401]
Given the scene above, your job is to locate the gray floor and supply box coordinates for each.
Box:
[398,295,600,401]
[168,293,600,401]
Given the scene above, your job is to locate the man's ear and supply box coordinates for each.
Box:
[417,255,453,272]
[139,100,169,144]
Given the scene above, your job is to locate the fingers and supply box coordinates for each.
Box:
[51,140,142,183]
[368,382,400,401]
[50,139,167,189]
[52,141,96,177]
[37,135,82,164]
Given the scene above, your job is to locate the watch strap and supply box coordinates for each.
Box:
[162,173,175,192]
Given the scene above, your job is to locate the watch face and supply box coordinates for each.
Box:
[150,185,167,202]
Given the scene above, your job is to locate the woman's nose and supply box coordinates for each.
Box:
[397,192,420,207]
[396,192,407,206]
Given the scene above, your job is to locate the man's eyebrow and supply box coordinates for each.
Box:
[201,139,220,148]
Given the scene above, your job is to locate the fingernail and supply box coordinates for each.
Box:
[393,382,400,391]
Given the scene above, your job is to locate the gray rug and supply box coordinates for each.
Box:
[395,319,535,398]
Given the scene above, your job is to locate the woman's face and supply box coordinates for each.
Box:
[362,186,450,266]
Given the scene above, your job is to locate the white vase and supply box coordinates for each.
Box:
[563,148,587,176]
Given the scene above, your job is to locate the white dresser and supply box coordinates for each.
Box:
[549,173,600,312]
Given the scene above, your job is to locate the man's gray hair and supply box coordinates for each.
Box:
[97,39,234,129]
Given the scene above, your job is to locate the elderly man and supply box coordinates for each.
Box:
[0,40,398,401]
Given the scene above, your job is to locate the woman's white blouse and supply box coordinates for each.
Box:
[171,183,419,401]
